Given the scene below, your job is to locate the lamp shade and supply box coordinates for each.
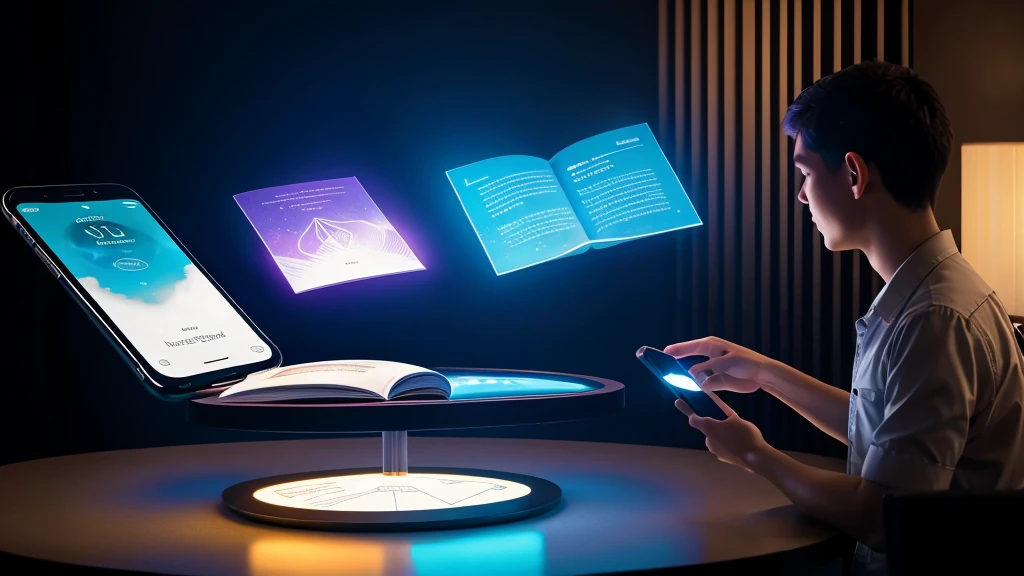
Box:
[962,143,1024,316]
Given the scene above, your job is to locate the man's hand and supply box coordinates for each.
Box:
[674,392,885,550]
[665,336,777,394]
[667,336,851,445]
[676,398,770,472]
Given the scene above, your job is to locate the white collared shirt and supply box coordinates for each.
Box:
[847,230,1024,574]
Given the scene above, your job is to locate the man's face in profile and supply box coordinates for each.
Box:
[793,133,862,251]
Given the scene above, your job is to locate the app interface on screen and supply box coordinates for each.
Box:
[19,199,273,378]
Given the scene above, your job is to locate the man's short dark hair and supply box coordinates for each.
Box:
[783,60,953,210]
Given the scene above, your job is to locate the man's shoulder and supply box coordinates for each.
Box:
[891,253,1019,378]
[902,253,995,322]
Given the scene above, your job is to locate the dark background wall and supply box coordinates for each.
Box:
[1,0,918,467]
[913,0,1024,247]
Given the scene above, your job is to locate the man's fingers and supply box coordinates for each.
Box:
[688,354,734,383]
[674,398,694,416]
[687,413,709,434]
[699,372,741,392]
[665,337,727,359]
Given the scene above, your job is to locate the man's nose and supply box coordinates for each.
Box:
[797,183,809,205]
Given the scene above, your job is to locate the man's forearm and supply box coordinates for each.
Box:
[744,446,885,550]
[761,360,851,444]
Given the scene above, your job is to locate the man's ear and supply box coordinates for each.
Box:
[845,152,870,200]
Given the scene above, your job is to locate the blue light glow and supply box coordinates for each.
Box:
[443,372,594,400]
[410,531,545,576]
[664,372,700,391]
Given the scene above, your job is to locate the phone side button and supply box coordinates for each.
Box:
[32,246,61,278]
[135,365,146,381]
[14,222,33,245]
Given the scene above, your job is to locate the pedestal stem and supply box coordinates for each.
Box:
[382,431,408,476]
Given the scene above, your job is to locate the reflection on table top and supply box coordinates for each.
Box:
[0,437,850,575]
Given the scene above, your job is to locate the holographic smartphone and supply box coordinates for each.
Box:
[636,346,729,420]
[3,183,282,401]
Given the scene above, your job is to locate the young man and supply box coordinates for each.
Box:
[667,60,1024,575]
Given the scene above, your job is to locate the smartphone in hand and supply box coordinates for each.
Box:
[636,346,729,420]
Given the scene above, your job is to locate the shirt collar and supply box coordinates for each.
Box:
[869,230,959,323]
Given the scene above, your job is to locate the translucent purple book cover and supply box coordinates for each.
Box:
[234,177,425,293]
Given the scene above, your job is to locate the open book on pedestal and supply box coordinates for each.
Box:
[218,360,451,403]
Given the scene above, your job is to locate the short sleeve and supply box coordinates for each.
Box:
[861,305,988,491]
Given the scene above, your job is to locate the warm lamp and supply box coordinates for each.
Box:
[961,143,1024,319]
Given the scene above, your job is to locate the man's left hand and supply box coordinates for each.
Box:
[676,398,770,471]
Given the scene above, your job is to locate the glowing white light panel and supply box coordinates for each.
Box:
[664,372,700,391]
[253,473,531,512]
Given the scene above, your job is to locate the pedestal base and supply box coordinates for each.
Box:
[222,467,561,531]
[198,370,626,533]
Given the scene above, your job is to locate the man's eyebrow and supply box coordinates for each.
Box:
[792,153,810,165]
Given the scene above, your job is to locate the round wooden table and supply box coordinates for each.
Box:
[0,438,852,575]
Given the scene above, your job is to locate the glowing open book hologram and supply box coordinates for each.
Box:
[235,178,424,293]
[446,123,702,275]
[253,472,531,512]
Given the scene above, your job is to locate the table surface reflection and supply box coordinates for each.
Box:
[0,438,849,575]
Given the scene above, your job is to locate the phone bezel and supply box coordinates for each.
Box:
[2,183,283,401]
[636,346,729,420]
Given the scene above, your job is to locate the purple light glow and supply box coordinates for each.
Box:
[235,177,425,293]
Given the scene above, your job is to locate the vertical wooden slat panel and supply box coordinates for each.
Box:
[724,0,737,340]
[663,0,671,150]
[908,0,914,66]
[852,0,862,323]
[675,1,686,171]
[834,0,842,70]
[779,0,789,362]
[708,0,721,333]
[901,0,909,67]
[674,0,686,339]
[877,0,885,59]
[659,0,670,144]
[873,0,884,296]
[690,0,702,328]
[813,0,822,80]
[812,0,822,378]
[742,0,756,346]
[760,0,772,354]
[854,0,862,62]
[831,0,839,67]
[690,0,703,336]
[792,0,804,370]
[832,0,843,387]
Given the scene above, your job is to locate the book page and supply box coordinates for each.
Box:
[218,360,430,400]
[549,124,702,243]
[233,177,425,293]
[446,155,591,275]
